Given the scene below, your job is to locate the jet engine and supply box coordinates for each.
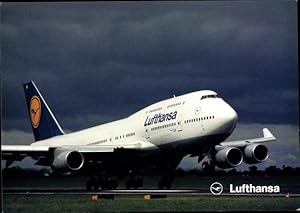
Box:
[52,149,84,171]
[214,147,243,169]
[244,144,268,164]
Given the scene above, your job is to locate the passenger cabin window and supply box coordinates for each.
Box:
[201,94,219,100]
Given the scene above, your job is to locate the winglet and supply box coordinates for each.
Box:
[263,128,276,139]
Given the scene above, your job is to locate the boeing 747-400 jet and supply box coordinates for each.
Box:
[2,81,276,189]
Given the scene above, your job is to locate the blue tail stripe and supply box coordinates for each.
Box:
[23,81,64,141]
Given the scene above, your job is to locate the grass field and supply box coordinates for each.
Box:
[2,194,300,212]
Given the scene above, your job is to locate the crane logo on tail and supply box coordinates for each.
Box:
[30,96,41,128]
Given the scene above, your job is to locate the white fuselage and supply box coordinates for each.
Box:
[31,90,238,155]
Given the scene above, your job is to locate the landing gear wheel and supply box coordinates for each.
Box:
[166,182,171,190]
[158,180,163,190]
[86,176,100,191]
[126,178,143,189]
[158,176,172,189]
[105,178,118,190]
[94,183,100,191]
[202,161,209,171]
[86,180,92,190]
[86,176,118,191]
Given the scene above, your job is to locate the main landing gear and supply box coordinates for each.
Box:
[86,175,118,191]
[157,156,181,190]
[158,175,173,189]
[85,170,144,190]
[126,170,143,189]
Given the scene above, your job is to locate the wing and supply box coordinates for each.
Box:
[72,141,159,170]
[209,128,277,168]
[215,128,276,150]
[71,140,158,153]
[1,140,158,167]
[2,145,51,167]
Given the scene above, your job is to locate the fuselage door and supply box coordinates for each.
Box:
[177,112,183,132]
[145,127,150,140]
[144,110,151,140]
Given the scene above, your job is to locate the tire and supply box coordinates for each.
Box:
[86,180,92,190]
[126,181,131,189]
[202,161,211,173]
[158,180,163,189]
[166,183,171,190]
[94,184,99,191]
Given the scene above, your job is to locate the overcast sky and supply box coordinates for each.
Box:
[1,2,299,169]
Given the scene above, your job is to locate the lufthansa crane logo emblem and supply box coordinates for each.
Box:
[210,182,223,195]
[30,96,41,128]
[195,107,201,115]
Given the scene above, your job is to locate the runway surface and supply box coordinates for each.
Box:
[3,188,300,197]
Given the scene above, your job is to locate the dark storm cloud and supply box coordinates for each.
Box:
[1,1,298,132]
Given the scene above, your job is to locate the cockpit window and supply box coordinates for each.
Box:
[201,94,219,100]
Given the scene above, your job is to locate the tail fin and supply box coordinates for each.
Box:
[23,81,64,141]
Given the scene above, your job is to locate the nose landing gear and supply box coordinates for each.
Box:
[202,161,215,174]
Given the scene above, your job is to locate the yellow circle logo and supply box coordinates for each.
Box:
[30,96,41,128]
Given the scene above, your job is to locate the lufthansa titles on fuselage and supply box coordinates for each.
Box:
[144,111,177,127]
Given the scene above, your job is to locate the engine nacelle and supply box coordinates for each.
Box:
[214,147,243,169]
[244,144,268,164]
[52,150,84,171]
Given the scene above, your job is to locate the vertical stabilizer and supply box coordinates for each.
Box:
[23,81,64,141]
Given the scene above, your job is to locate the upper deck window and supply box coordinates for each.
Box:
[149,107,162,113]
[201,94,219,100]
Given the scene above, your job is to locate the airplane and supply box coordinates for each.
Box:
[2,81,276,190]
